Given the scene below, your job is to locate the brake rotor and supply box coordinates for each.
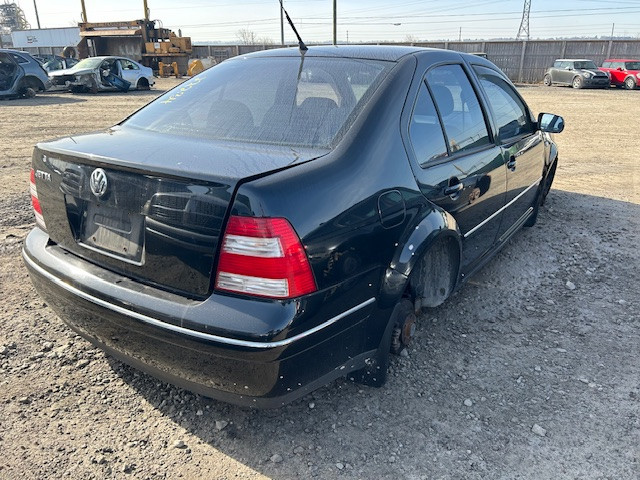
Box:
[400,311,417,346]
[391,308,417,354]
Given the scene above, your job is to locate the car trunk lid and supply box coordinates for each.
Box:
[33,127,328,298]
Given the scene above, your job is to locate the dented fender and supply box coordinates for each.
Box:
[378,205,462,307]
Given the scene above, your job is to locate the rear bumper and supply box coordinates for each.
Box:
[23,228,379,407]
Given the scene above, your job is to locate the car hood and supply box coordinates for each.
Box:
[576,69,607,76]
[36,126,330,183]
[49,67,95,77]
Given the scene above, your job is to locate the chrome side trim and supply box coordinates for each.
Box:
[22,250,375,349]
[463,177,542,239]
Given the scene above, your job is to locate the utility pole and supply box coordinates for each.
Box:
[80,0,87,22]
[458,27,462,42]
[332,0,337,45]
[33,0,41,28]
[280,2,284,45]
[143,0,150,22]
[516,0,531,41]
[610,23,615,39]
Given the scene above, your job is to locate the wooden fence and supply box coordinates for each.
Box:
[192,39,640,83]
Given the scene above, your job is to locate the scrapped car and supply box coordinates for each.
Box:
[543,59,610,89]
[0,48,51,97]
[24,46,564,407]
[599,59,640,90]
[49,56,154,93]
[42,55,79,72]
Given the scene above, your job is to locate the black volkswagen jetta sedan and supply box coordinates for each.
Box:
[23,46,564,407]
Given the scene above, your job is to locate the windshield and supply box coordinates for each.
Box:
[625,61,640,70]
[71,57,103,70]
[124,56,392,148]
[574,61,597,69]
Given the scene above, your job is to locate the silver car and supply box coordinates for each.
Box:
[49,56,155,93]
[0,48,52,98]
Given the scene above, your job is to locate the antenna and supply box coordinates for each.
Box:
[279,0,307,52]
[516,0,531,41]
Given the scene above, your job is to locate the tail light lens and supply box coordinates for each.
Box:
[215,216,317,299]
[30,169,47,231]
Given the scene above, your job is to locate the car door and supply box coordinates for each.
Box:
[406,63,507,273]
[557,61,572,84]
[611,61,625,85]
[473,65,545,242]
[117,59,140,85]
[550,61,564,84]
[0,52,24,95]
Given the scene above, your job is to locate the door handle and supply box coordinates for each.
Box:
[507,156,517,171]
[443,182,463,197]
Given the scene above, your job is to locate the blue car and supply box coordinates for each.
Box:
[0,48,51,98]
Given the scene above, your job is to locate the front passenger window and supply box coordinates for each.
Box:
[473,66,535,142]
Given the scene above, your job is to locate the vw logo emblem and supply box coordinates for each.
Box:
[89,168,108,199]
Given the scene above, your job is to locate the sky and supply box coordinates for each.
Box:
[14,0,640,44]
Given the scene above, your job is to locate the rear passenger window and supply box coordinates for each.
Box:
[119,59,139,70]
[474,65,535,142]
[409,82,448,166]
[426,64,490,154]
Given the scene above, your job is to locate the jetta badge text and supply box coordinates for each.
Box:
[34,170,51,182]
[89,168,108,199]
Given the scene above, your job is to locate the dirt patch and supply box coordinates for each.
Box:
[0,80,638,479]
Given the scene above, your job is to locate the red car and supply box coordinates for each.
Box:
[600,59,640,89]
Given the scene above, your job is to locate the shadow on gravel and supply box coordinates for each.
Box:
[4,94,87,106]
[93,189,640,478]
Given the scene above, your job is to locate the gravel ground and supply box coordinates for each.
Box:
[0,79,638,480]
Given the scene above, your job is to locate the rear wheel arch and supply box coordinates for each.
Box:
[407,235,460,311]
[24,75,45,91]
[137,77,150,90]
[379,208,462,309]
[352,207,463,387]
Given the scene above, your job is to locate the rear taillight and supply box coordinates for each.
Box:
[215,216,317,299]
[30,169,47,231]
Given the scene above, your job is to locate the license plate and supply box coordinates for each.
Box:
[79,203,144,264]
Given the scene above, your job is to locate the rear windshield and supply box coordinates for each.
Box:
[124,56,392,148]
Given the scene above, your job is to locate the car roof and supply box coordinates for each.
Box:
[555,58,595,62]
[244,45,455,62]
[0,48,35,57]
[604,58,640,62]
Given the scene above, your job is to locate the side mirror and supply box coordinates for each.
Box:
[617,67,623,71]
[538,113,564,134]
[565,66,572,70]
